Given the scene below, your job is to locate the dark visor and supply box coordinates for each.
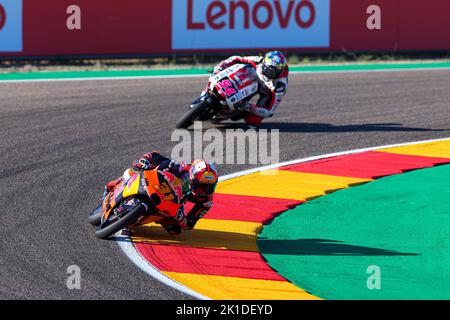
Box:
[194,182,217,196]
[264,65,281,79]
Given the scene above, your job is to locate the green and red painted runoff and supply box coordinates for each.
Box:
[120,139,450,299]
[259,164,450,299]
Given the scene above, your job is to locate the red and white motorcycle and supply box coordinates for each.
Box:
[176,63,259,129]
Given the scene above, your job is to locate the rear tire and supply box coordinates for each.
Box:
[95,203,147,239]
[176,100,210,129]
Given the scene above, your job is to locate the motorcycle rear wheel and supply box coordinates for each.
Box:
[176,100,210,129]
[95,201,147,239]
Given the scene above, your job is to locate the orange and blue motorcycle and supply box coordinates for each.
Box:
[88,169,185,239]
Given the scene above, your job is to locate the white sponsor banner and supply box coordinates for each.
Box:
[0,0,22,52]
[172,0,330,50]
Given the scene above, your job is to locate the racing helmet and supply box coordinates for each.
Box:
[189,159,218,200]
[262,51,287,79]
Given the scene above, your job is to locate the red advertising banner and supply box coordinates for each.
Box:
[331,0,450,52]
[1,0,172,57]
[0,0,449,58]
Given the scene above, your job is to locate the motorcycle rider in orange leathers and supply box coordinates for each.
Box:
[104,152,218,235]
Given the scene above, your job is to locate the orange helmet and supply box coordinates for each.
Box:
[189,159,218,200]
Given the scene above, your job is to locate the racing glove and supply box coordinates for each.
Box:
[132,151,166,171]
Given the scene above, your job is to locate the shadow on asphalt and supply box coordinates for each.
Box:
[216,122,449,133]
[258,238,419,256]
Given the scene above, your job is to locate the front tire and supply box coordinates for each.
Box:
[95,203,147,239]
[88,205,102,226]
[176,99,210,129]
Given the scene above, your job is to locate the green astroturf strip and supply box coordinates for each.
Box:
[291,61,450,72]
[258,164,450,300]
[0,68,210,80]
[0,62,449,81]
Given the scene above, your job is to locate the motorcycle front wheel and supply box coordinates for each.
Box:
[88,205,102,226]
[95,199,147,239]
[176,99,210,129]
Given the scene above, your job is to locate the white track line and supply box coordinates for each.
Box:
[290,67,450,75]
[118,136,450,299]
[1,66,449,84]
[118,238,210,300]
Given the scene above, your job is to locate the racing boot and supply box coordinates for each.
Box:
[161,221,182,235]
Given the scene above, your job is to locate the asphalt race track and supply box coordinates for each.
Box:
[0,70,449,299]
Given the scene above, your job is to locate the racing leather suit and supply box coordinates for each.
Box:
[105,152,213,235]
[214,55,289,126]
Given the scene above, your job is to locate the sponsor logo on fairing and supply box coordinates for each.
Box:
[0,0,22,52]
[172,0,329,49]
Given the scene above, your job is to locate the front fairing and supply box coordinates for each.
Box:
[101,169,184,222]
[209,64,259,109]
[101,171,149,221]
